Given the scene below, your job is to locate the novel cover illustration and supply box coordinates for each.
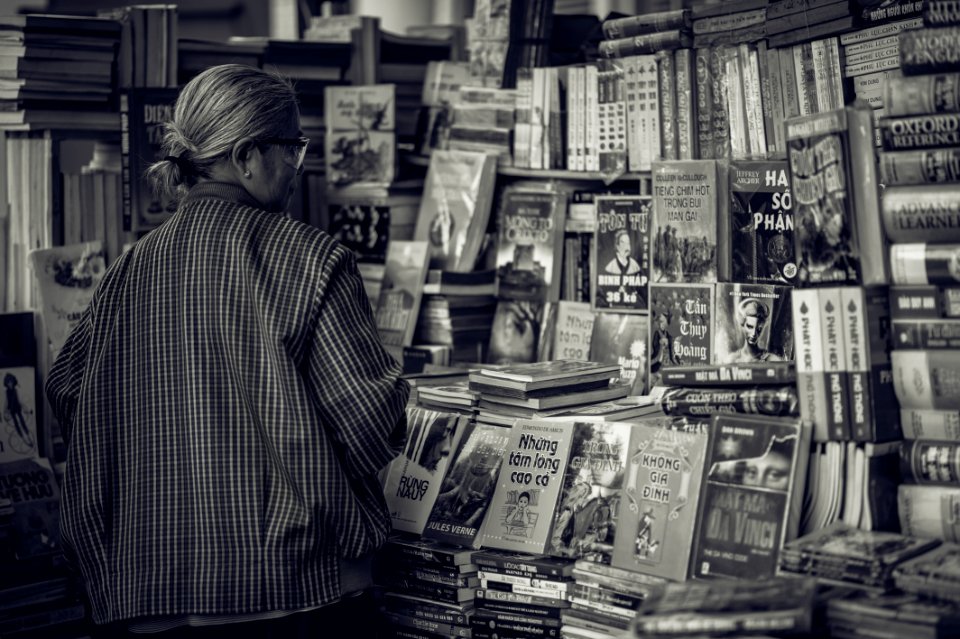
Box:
[120,88,179,230]
[0,367,37,463]
[423,422,510,548]
[691,414,807,580]
[382,407,468,535]
[375,240,430,361]
[613,425,708,581]
[590,312,649,395]
[326,201,390,263]
[649,283,714,388]
[487,299,551,365]
[495,188,565,302]
[714,283,793,365]
[730,160,797,284]
[324,84,396,187]
[651,160,721,284]
[592,195,652,312]
[547,421,632,565]
[481,420,575,554]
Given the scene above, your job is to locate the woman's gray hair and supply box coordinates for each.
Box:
[145,64,298,199]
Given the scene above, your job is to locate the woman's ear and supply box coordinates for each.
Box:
[230,136,259,176]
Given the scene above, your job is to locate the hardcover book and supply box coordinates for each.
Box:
[423,422,511,548]
[545,421,634,565]
[589,312,650,395]
[324,84,397,187]
[651,160,727,284]
[661,362,797,387]
[892,243,960,285]
[382,407,469,535]
[591,195,652,313]
[729,160,797,284]
[495,188,566,302]
[654,385,801,418]
[612,424,708,581]
[413,150,498,272]
[375,241,431,362]
[690,414,810,580]
[120,87,178,230]
[900,440,960,486]
[648,283,714,388]
[713,283,793,365]
[480,419,575,554]
[785,105,888,286]
[892,350,960,410]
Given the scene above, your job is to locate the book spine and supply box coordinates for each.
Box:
[531,68,545,171]
[891,242,960,285]
[838,287,871,441]
[884,73,960,117]
[793,288,831,441]
[756,41,776,156]
[696,47,714,160]
[839,17,923,45]
[879,148,960,185]
[380,611,471,638]
[585,64,600,172]
[657,386,799,417]
[844,34,900,57]
[600,31,691,58]
[660,362,796,386]
[899,26,960,76]
[845,44,900,67]
[892,319,960,349]
[900,440,960,485]
[623,56,642,172]
[890,285,960,319]
[726,47,748,159]
[925,0,960,26]
[575,65,586,172]
[675,49,697,160]
[765,48,785,156]
[657,50,678,161]
[892,349,960,410]
[900,409,960,440]
[711,46,731,159]
[819,287,850,440]
[826,38,847,111]
[812,39,831,111]
[602,10,690,39]
[847,105,890,287]
[779,47,802,120]
[768,0,842,20]
[844,55,902,78]
[119,93,133,233]
[881,185,960,242]
[746,46,767,157]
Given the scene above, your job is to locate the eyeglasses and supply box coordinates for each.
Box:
[259,136,310,170]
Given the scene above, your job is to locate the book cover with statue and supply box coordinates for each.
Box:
[495,187,566,302]
[714,283,794,366]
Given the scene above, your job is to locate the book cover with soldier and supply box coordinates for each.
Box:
[592,195,652,313]
[714,283,794,365]
[648,283,714,388]
[729,160,797,285]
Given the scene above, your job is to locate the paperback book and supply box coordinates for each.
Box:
[729,160,797,284]
[375,241,431,362]
[591,195,652,312]
[648,283,714,388]
[713,283,794,365]
[324,84,397,187]
[690,414,810,580]
[612,424,709,581]
[120,87,178,230]
[495,187,566,302]
[589,312,649,395]
[487,299,551,365]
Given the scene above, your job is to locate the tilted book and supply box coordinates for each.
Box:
[649,283,714,389]
[382,407,469,535]
[651,160,729,284]
[713,283,793,366]
[375,240,431,362]
[480,419,576,554]
[592,195,652,313]
[612,425,708,581]
[495,187,566,302]
[423,422,511,548]
[413,149,498,272]
[545,421,633,565]
[729,160,797,285]
[690,414,811,580]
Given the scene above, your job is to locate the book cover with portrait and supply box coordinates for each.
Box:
[382,407,469,535]
[546,421,633,565]
[479,419,575,554]
[495,187,566,302]
[423,422,511,548]
[589,312,650,395]
[375,240,430,361]
[648,283,714,388]
[714,283,794,365]
[729,160,797,285]
[689,414,810,580]
[592,195,652,313]
[612,424,708,581]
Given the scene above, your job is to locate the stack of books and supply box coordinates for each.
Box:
[97,4,178,88]
[373,535,478,638]
[411,273,498,369]
[467,360,628,426]
[415,383,478,415]
[471,549,573,639]
[564,560,664,637]
[826,589,960,639]
[778,521,941,591]
[894,542,960,602]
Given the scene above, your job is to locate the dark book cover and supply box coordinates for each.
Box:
[729,160,797,284]
[853,0,925,25]
[899,26,960,76]
[487,299,551,366]
[0,458,61,561]
[495,189,566,303]
[714,283,794,366]
[655,386,800,418]
[591,195,652,313]
[690,414,809,580]
[120,88,179,231]
[589,313,649,395]
[327,197,391,263]
[648,283,714,388]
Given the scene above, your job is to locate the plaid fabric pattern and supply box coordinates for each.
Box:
[47,182,409,625]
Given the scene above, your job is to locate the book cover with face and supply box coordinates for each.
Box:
[714,283,794,365]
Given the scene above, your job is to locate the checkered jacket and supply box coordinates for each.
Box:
[46,182,408,624]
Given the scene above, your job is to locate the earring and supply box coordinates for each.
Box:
[243,170,251,178]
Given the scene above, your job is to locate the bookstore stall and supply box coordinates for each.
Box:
[3,0,960,637]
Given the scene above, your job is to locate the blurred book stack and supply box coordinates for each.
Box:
[97,4,177,89]
[411,273,497,369]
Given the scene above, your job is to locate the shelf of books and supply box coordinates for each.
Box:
[5,0,960,637]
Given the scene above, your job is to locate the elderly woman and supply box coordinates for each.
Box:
[47,64,409,638]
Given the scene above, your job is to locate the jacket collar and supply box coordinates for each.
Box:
[182,181,262,210]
